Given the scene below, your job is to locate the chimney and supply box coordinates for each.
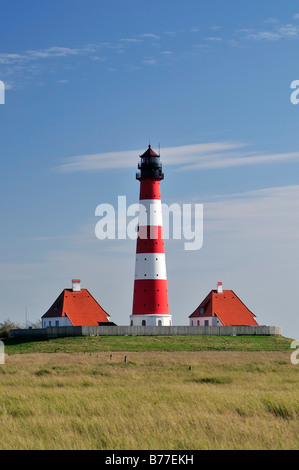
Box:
[217,282,223,294]
[72,279,81,292]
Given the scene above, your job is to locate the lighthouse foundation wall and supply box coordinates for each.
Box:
[129,314,172,327]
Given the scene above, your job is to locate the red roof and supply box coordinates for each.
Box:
[189,289,258,326]
[140,144,159,158]
[42,288,110,326]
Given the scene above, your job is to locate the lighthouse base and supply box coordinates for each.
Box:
[130,314,172,327]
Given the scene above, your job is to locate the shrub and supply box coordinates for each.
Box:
[192,376,233,385]
[0,319,20,338]
[262,397,295,420]
[34,368,52,377]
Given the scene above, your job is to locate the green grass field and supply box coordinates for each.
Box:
[3,334,292,355]
[1,335,298,450]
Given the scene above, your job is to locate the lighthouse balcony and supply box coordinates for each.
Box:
[136,169,164,180]
[138,161,162,169]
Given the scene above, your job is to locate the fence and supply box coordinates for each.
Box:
[9,324,282,338]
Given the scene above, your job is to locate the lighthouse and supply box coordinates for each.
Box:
[130,145,172,327]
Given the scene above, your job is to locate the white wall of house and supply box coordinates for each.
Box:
[42,316,72,328]
[190,316,223,327]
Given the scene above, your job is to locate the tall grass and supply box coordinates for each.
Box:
[0,350,299,450]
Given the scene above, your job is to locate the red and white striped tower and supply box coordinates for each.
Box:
[130,145,172,327]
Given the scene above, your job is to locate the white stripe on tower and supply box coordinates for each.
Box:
[137,199,163,227]
[135,253,167,280]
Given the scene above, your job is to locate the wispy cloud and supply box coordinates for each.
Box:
[139,33,160,40]
[142,57,157,66]
[0,44,103,89]
[55,142,299,173]
[3,12,299,91]
[263,18,279,24]
[56,142,237,172]
[238,21,299,42]
[163,31,177,36]
[0,53,24,64]
[245,31,281,41]
[205,37,222,42]
[179,150,299,171]
[119,38,143,43]
[27,46,82,58]
[203,184,299,242]
[0,45,94,64]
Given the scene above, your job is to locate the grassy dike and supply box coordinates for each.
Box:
[1,335,298,450]
[3,334,293,355]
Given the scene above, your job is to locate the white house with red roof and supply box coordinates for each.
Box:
[189,282,258,327]
[42,279,111,328]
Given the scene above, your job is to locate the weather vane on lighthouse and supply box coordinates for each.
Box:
[130,144,172,327]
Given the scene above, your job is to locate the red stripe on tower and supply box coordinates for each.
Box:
[130,145,172,327]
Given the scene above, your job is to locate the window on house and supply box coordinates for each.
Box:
[49,321,51,327]
[197,320,200,326]
[199,307,204,314]
[204,320,209,326]
[142,320,146,326]
[158,320,162,326]
[55,321,59,327]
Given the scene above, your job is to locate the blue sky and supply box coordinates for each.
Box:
[0,0,299,338]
